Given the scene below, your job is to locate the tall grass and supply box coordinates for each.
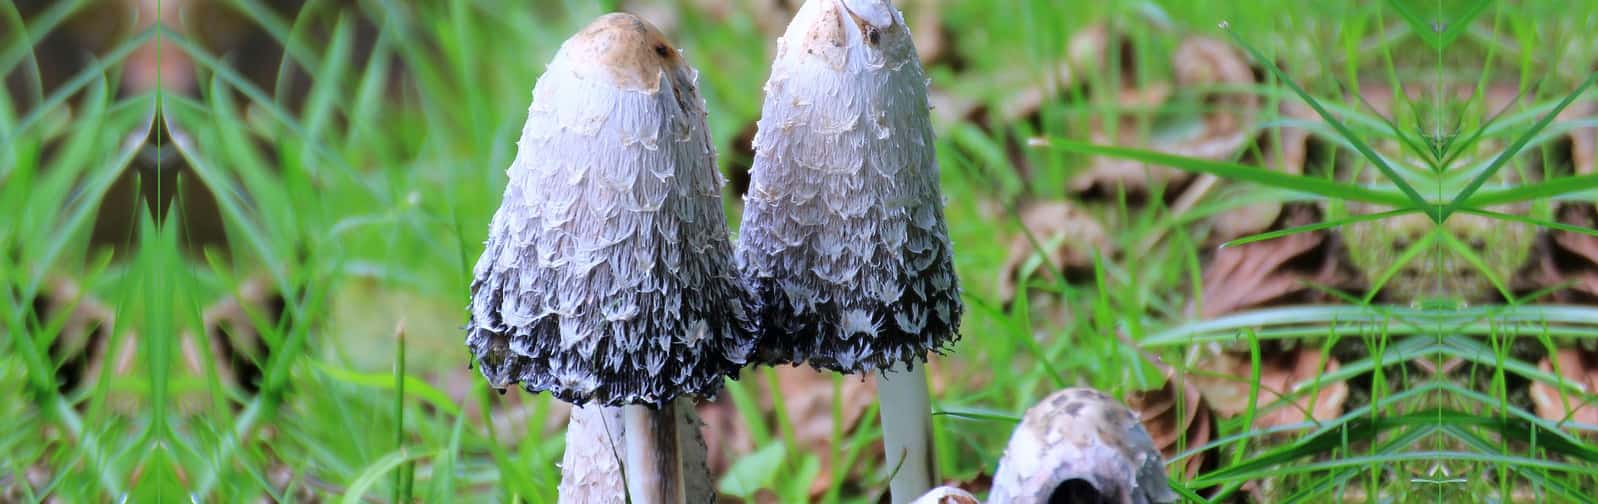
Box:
[3,0,1598,502]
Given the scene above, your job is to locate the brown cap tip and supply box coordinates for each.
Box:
[563,12,684,92]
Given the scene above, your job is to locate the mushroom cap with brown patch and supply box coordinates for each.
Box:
[464,11,756,407]
[781,0,917,70]
[736,0,961,374]
[563,12,684,93]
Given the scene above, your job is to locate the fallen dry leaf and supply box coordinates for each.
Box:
[998,200,1112,307]
[927,59,1077,131]
[1190,345,1349,432]
[1527,100,1598,302]
[1530,348,1598,428]
[1521,202,1598,302]
[698,366,877,499]
[1125,369,1211,480]
[929,16,1178,188]
[902,0,951,68]
[1207,100,1317,242]
[695,361,975,500]
[1196,205,1341,319]
[1064,23,1174,109]
[780,366,879,497]
[1069,34,1259,196]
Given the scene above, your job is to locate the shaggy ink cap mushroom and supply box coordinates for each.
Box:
[989,388,1177,504]
[736,0,962,373]
[465,12,756,407]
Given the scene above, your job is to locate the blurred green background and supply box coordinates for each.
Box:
[5,0,1598,502]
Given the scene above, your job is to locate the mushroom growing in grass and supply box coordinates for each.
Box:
[465,13,755,502]
[735,0,962,502]
[990,388,1177,504]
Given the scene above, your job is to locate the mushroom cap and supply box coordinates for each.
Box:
[562,12,686,93]
[910,486,980,504]
[736,0,962,374]
[989,388,1177,504]
[466,12,756,407]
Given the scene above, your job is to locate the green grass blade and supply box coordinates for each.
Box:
[1442,69,1598,219]
[1219,22,1435,218]
[1044,138,1415,207]
[339,448,432,504]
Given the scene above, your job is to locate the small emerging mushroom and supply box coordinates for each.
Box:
[465,12,756,502]
[735,0,962,502]
[990,388,1177,504]
[911,486,980,504]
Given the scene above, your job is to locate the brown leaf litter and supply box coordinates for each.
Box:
[1134,205,1351,467]
[1527,98,1598,431]
[930,17,1261,202]
[997,200,1112,308]
[1189,345,1348,431]
[1528,100,1598,303]
[1203,100,1318,243]
[1530,348,1598,429]
[695,361,975,500]
[1124,368,1211,480]
[698,366,878,499]
[1195,204,1347,319]
[1068,31,1260,196]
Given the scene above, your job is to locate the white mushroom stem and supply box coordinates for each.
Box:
[877,363,935,504]
[559,405,625,503]
[560,401,713,504]
[623,401,686,504]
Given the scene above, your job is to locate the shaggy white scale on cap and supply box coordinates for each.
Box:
[990,388,1177,504]
[466,13,756,407]
[736,0,961,373]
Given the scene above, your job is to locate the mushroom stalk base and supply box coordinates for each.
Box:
[623,400,685,504]
[876,363,935,504]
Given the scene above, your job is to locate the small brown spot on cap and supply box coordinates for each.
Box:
[1064,401,1085,417]
[840,8,877,45]
[562,12,683,92]
[804,0,849,48]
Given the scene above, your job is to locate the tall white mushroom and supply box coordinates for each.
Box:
[465,13,755,503]
[735,0,962,502]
